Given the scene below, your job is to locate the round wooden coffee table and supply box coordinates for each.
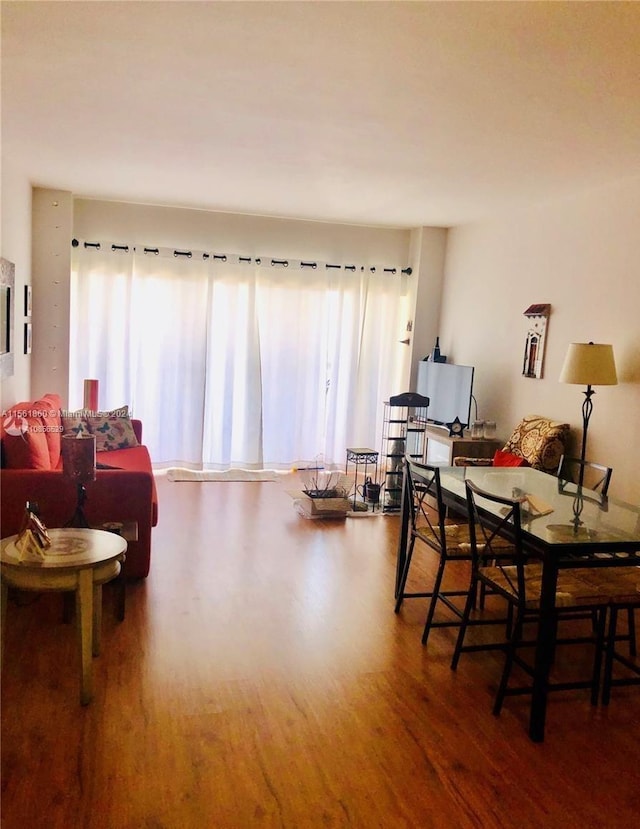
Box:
[1,528,127,704]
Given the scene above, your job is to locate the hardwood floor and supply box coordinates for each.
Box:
[2,472,639,828]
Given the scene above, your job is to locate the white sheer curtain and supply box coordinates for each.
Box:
[71,246,210,465]
[71,246,409,469]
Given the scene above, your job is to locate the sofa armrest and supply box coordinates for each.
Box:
[1,468,155,578]
[132,419,143,443]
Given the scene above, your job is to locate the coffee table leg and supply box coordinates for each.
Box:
[92,584,102,657]
[77,569,93,705]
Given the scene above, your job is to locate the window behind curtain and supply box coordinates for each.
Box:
[71,247,410,469]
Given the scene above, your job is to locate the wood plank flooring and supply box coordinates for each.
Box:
[2,473,639,828]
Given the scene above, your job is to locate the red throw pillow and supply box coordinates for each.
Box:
[493,449,529,468]
[1,402,51,470]
[32,394,63,468]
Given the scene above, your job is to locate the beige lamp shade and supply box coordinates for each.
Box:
[559,343,618,386]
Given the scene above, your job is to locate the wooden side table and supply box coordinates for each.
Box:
[62,520,138,623]
[1,528,127,705]
[423,424,502,465]
[98,520,138,621]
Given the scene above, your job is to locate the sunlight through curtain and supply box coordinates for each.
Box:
[71,247,409,469]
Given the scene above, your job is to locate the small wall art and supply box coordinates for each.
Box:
[24,284,32,317]
[1,257,15,379]
[522,303,550,379]
[24,321,32,355]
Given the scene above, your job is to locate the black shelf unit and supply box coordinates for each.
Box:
[345,447,380,511]
[380,393,429,512]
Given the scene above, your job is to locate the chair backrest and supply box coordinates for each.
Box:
[502,415,570,474]
[405,457,448,552]
[556,454,612,496]
[465,479,527,600]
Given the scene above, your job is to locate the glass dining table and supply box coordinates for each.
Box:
[394,464,640,742]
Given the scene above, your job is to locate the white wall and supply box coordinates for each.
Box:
[31,189,73,403]
[409,227,448,388]
[439,176,640,503]
[0,166,32,410]
[73,199,412,266]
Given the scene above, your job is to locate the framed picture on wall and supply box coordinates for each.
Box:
[522,304,550,379]
[24,321,32,355]
[24,284,32,317]
[1,257,15,379]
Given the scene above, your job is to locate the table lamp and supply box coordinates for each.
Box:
[62,434,96,527]
[559,341,617,483]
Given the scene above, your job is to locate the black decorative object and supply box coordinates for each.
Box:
[429,336,447,363]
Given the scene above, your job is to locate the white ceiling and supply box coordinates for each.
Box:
[3,1,640,228]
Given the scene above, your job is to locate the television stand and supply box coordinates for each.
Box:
[424,424,501,466]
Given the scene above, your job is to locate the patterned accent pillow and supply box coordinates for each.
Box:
[61,410,93,438]
[86,406,139,452]
[502,415,570,474]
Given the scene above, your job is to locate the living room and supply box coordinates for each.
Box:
[2,2,640,826]
[2,2,639,503]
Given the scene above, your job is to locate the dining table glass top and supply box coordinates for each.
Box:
[437,465,640,551]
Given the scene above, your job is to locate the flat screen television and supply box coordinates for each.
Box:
[416,361,474,428]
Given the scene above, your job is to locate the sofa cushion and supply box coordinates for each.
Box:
[1,402,51,470]
[87,406,139,451]
[33,393,63,468]
[98,444,149,471]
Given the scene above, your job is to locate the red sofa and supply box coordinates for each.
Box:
[1,393,158,578]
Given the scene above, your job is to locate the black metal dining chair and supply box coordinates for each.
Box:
[450,480,617,715]
[556,455,612,495]
[556,457,636,659]
[395,458,509,645]
[588,567,640,705]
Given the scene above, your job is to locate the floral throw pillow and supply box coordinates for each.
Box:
[86,406,139,452]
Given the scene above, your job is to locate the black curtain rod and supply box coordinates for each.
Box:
[71,238,412,275]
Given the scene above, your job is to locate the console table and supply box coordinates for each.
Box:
[423,424,501,465]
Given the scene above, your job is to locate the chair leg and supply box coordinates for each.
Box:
[421,557,447,645]
[628,608,636,656]
[493,611,522,716]
[602,607,618,706]
[450,578,477,671]
[505,602,514,639]
[479,581,487,610]
[590,608,607,706]
[394,538,416,613]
